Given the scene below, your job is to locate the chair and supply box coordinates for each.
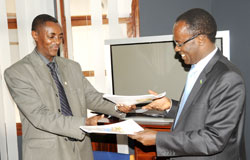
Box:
[93,151,134,160]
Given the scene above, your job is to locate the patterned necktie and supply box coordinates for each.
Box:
[47,62,73,116]
[173,65,196,128]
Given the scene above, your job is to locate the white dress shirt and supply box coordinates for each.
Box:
[173,47,218,128]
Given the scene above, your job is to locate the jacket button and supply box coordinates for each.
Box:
[64,138,68,141]
[58,109,61,112]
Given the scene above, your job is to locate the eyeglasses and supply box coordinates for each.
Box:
[174,33,201,47]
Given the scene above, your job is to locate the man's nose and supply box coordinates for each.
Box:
[174,45,181,52]
[54,36,62,45]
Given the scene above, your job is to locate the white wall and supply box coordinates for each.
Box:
[15,0,55,59]
[69,0,130,93]
[0,0,18,159]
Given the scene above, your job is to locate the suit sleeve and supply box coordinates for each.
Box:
[4,68,85,140]
[75,63,126,118]
[163,99,179,118]
[156,71,245,157]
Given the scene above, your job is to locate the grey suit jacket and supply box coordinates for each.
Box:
[156,50,246,160]
[4,50,124,160]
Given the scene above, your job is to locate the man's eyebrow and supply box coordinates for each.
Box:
[48,32,63,36]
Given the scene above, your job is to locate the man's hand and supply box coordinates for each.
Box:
[128,129,157,146]
[116,104,136,113]
[142,90,171,111]
[85,114,104,126]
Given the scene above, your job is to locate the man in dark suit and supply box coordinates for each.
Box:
[4,14,134,160]
[129,8,246,160]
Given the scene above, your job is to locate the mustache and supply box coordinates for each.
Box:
[50,45,60,49]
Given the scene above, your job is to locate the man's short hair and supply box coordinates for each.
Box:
[176,8,217,43]
[31,14,58,31]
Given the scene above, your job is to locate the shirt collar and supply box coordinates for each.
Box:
[192,47,218,73]
[35,48,55,65]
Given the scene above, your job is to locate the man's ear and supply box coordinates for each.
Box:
[31,30,38,42]
[198,34,206,46]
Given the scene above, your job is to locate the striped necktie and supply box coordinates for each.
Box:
[47,62,73,116]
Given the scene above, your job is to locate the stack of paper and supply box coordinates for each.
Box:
[103,92,166,105]
[80,119,144,135]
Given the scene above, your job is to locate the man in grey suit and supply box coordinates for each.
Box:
[129,8,246,159]
[4,14,134,160]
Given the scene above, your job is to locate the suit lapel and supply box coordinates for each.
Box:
[55,57,67,80]
[29,50,61,96]
[29,52,81,116]
[174,50,222,128]
[29,50,53,84]
[55,57,80,116]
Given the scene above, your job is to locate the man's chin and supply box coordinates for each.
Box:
[50,50,59,56]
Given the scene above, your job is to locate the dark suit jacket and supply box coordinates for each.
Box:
[157,50,246,160]
[4,50,125,160]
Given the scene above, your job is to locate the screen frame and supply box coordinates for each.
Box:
[104,30,230,94]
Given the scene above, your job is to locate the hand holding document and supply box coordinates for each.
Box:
[103,92,166,106]
[80,119,144,135]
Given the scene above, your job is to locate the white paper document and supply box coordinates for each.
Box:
[80,119,144,135]
[103,92,166,105]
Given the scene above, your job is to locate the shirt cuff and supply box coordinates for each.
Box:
[114,105,122,113]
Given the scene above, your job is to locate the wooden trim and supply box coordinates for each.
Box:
[82,71,95,77]
[82,70,108,77]
[9,42,19,45]
[126,0,140,37]
[119,17,132,24]
[71,15,132,27]
[140,123,172,132]
[71,15,91,26]
[6,1,141,55]
[16,123,22,136]
[131,0,140,37]
[7,1,140,36]
[59,0,69,58]
[70,0,140,37]
[8,18,17,29]
[7,13,16,17]
[130,155,135,160]
[134,122,171,160]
